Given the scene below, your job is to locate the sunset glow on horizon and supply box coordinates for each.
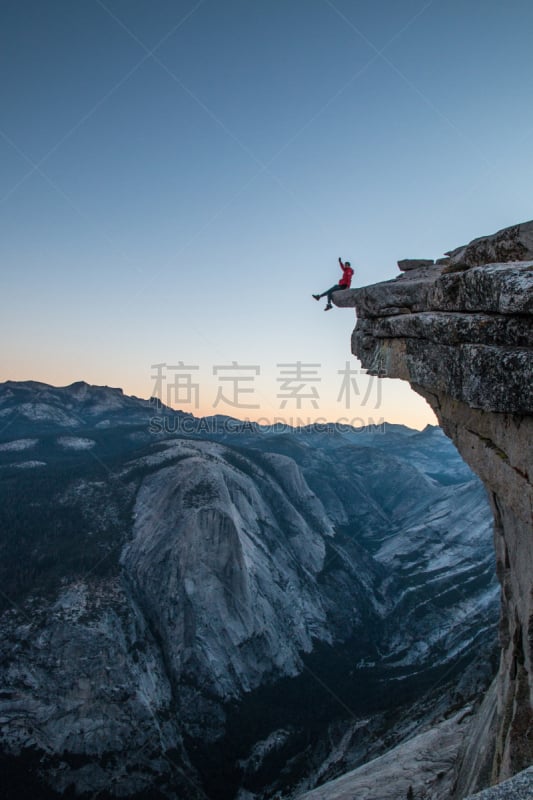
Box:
[2,0,532,429]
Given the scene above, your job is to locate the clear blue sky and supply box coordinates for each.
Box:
[2,0,532,427]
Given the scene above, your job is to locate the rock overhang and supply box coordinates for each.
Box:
[335,260,533,414]
[336,219,533,790]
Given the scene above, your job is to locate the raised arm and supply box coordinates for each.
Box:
[338,257,345,270]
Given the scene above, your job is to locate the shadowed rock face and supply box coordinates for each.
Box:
[343,222,533,791]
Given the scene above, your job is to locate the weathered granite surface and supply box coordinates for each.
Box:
[467,766,533,799]
[298,708,472,800]
[446,219,533,268]
[339,222,533,795]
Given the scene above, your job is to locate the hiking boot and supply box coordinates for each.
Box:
[324,304,332,311]
[312,294,320,301]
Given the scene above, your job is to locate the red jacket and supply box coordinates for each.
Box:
[338,259,354,288]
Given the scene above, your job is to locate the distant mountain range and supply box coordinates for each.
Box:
[0,381,499,799]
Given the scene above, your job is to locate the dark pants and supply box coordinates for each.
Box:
[318,284,343,304]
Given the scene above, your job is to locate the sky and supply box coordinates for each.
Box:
[1,0,533,429]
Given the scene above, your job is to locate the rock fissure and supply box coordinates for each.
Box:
[464,429,531,486]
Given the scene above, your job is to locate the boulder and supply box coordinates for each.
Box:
[446,219,533,267]
[397,258,435,271]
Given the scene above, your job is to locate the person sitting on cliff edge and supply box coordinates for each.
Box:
[312,257,354,310]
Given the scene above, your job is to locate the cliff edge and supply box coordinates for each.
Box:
[339,220,533,794]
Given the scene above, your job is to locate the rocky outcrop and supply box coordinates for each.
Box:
[340,221,533,793]
[444,220,533,268]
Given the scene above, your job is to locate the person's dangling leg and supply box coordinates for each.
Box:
[325,284,342,309]
[312,284,342,309]
[313,284,340,299]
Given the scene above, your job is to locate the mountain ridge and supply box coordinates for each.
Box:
[0,379,498,798]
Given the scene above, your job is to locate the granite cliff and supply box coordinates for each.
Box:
[337,219,533,794]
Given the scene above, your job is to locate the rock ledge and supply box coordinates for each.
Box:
[340,221,533,794]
